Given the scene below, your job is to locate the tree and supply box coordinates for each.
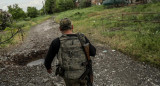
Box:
[44,0,75,14]
[45,0,55,14]
[27,7,38,18]
[54,0,74,12]
[64,0,75,10]
[7,4,26,20]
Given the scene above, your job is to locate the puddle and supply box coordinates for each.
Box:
[27,59,44,67]
[12,50,47,66]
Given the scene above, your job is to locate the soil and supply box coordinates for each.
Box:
[0,18,160,86]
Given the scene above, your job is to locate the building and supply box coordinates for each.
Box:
[102,0,152,6]
[127,0,152,4]
[92,0,103,5]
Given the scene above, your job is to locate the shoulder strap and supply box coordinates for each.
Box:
[77,33,86,45]
[77,33,93,85]
[77,33,90,61]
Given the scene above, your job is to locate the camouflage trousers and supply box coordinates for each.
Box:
[64,78,87,86]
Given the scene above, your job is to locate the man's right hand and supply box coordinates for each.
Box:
[47,69,52,74]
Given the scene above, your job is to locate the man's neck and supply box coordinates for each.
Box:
[62,30,73,34]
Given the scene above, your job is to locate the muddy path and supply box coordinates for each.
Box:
[0,18,160,86]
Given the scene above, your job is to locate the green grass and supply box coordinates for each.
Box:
[55,3,160,67]
[0,15,52,48]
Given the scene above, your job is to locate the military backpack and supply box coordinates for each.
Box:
[57,34,87,79]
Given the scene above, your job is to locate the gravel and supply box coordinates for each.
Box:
[0,18,160,86]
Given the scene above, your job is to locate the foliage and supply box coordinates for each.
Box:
[54,0,74,12]
[27,7,39,18]
[55,5,104,20]
[79,0,86,8]
[55,2,160,66]
[8,4,26,20]
[44,0,92,14]
[39,8,45,15]
[45,0,55,14]
[0,15,51,48]
[0,11,12,30]
[24,17,31,21]
[79,0,92,8]
[0,27,17,47]
[129,2,160,12]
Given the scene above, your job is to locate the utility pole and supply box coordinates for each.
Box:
[42,0,46,15]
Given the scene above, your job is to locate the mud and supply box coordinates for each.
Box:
[0,18,160,86]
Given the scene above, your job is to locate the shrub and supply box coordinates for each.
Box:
[27,7,38,18]
[0,12,12,30]
[54,0,74,12]
[45,0,55,14]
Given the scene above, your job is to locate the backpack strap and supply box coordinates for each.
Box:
[76,33,86,44]
[77,33,93,86]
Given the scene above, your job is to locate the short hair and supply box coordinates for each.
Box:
[60,18,72,31]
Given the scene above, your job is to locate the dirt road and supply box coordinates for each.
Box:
[0,18,160,86]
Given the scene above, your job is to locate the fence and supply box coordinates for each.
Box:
[101,12,160,25]
[99,12,160,34]
[121,12,160,23]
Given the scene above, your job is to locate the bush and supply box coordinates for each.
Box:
[24,17,31,21]
[44,0,55,14]
[54,0,74,12]
[27,7,38,18]
[79,0,91,8]
[0,12,12,30]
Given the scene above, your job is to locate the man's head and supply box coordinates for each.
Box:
[59,18,72,31]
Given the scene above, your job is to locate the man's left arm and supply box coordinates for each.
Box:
[44,38,60,73]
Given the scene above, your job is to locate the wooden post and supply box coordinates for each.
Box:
[122,14,124,21]
[20,28,24,41]
[17,28,20,40]
[0,35,2,43]
[102,18,103,29]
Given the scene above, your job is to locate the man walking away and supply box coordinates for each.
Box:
[44,18,96,86]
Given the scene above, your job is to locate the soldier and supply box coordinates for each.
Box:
[44,18,96,86]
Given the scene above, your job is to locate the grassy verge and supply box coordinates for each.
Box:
[0,15,52,48]
[55,3,160,67]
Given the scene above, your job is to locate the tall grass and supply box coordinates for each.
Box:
[55,3,160,67]
[0,15,52,48]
